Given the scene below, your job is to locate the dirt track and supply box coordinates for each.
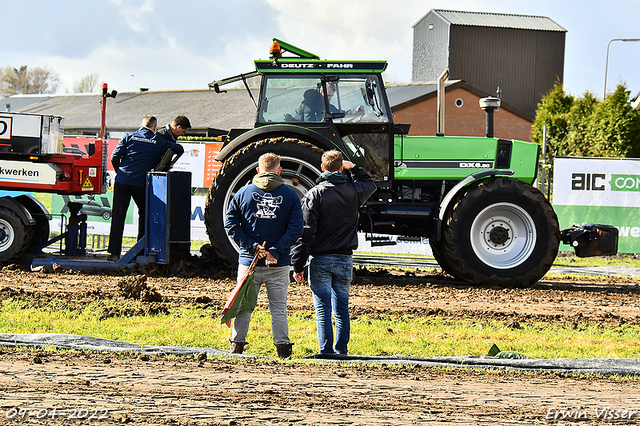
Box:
[0,261,640,425]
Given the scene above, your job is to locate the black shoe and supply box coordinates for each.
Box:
[107,254,119,262]
[229,341,246,354]
[275,343,294,359]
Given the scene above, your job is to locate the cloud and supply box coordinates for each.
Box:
[2,0,639,96]
[110,0,156,34]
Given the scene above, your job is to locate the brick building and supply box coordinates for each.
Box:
[388,81,534,142]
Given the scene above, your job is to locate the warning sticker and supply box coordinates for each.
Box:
[82,177,94,191]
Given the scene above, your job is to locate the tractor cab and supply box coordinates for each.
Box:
[210,38,395,182]
[258,73,392,182]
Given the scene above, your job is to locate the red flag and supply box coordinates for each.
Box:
[220,243,264,327]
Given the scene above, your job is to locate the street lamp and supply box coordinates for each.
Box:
[604,38,640,98]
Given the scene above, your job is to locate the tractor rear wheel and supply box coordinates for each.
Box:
[204,138,324,266]
[440,177,559,287]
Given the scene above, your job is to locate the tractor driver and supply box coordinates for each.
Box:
[292,82,364,122]
[324,82,365,117]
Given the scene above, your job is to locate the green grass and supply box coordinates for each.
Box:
[553,252,640,268]
[357,251,640,271]
[1,300,639,360]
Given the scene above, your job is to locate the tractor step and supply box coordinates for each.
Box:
[366,235,398,247]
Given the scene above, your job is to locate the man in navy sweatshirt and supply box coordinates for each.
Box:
[107,115,184,261]
[224,152,303,358]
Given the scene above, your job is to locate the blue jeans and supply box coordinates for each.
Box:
[308,254,353,354]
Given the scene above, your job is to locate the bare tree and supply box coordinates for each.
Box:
[0,65,60,96]
[73,73,100,93]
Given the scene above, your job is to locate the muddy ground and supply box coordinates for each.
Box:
[0,257,639,425]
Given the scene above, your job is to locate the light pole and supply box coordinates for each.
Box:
[604,38,640,98]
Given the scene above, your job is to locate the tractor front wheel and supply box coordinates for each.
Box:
[440,177,559,287]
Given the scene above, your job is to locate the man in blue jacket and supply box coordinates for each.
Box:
[107,115,184,261]
[224,152,303,358]
[291,150,376,355]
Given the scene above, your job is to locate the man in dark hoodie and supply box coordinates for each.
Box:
[224,153,303,358]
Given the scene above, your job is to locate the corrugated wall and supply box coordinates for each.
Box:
[448,26,565,114]
[412,12,450,82]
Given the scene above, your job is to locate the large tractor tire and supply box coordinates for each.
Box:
[429,238,456,278]
[0,207,32,264]
[440,177,559,287]
[204,137,324,266]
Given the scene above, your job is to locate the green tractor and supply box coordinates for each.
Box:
[204,38,560,287]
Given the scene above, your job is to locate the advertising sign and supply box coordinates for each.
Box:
[553,157,640,253]
[0,159,58,185]
[50,138,223,241]
[50,194,210,241]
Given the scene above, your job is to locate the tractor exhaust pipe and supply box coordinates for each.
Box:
[479,97,501,138]
[436,69,449,136]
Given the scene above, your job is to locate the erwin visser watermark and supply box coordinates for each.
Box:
[546,407,637,421]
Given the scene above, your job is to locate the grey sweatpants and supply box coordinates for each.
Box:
[231,264,291,345]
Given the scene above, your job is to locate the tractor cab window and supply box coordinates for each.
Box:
[330,77,389,124]
[258,75,389,124]
[259,77,325,123]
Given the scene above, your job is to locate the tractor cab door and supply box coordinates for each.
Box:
[329,75,393,183]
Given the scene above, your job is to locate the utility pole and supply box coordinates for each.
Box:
[604,38,640,98]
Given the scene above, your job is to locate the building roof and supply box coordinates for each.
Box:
[415,9,566,32]
[1,94,53,112]
[387,84,437,107]
[386,81,473,107]
[6,85,454,133]
[5,88,258,135]
[3,81,533,135]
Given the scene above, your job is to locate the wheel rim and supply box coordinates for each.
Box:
[469,202,536,269]
[221,155,322,253]
[0,218,15,252]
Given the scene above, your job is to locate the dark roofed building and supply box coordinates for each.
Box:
[3,89,258,138]
[412,9,566,115]
[1,94,53,113]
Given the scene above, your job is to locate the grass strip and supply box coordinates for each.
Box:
[1,300,639,360]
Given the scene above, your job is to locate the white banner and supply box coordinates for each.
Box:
[0,160,58,185]
[554,157,640,207]
[50,194,210,241]
[171,143,206,188]
[553,157,640,253]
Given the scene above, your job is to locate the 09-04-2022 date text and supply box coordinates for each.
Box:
[4,407,109,421]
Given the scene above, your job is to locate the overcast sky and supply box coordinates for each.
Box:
[2,0,639,99]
